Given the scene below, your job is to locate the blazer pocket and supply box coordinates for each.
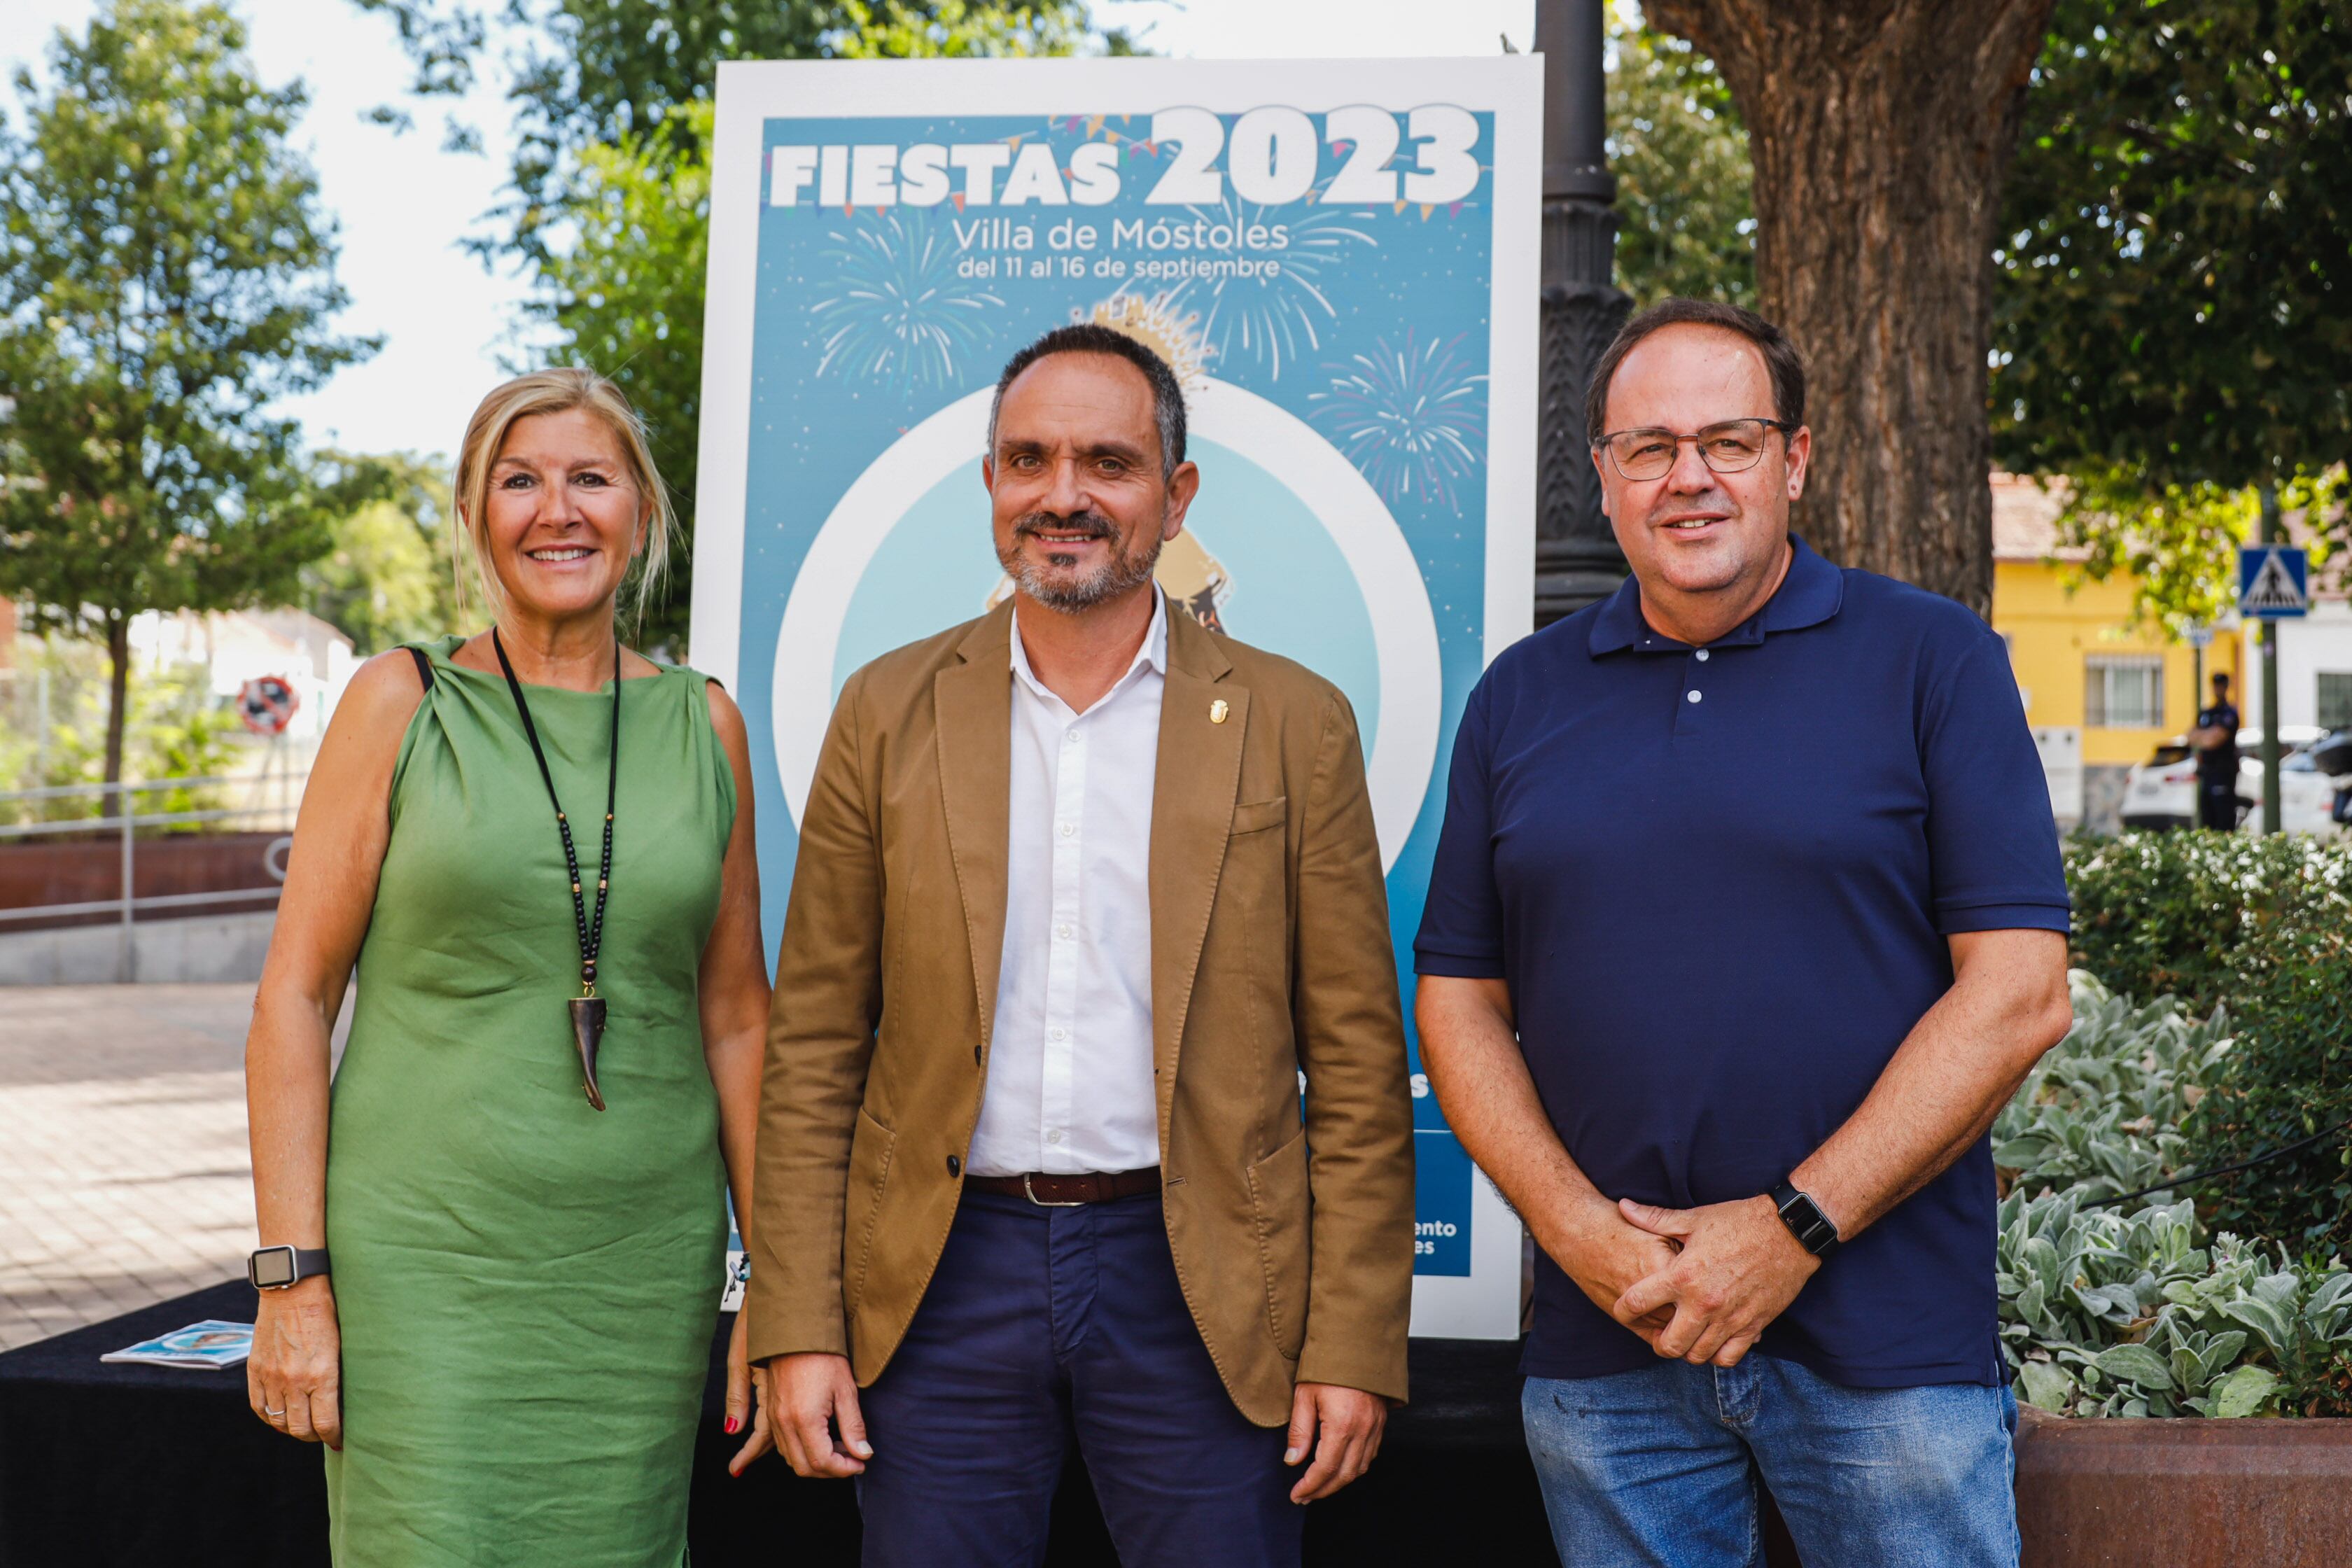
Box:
[1245,1124,1312,1361]
[843,1105,897,1312]
[1230,795,1289,836]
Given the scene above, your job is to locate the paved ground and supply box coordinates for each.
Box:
[0,983,346,1352]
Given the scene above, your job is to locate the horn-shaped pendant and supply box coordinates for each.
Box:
[570,995,608,1111]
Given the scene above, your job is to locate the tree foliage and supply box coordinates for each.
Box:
[524,104,713,650]
[0,0,373,784]
[1607,20,1755,308]
[352,0,1135,263]
[0,638,240,812]
[302,453,461,654]
[2036,464,2344,635]
[1991,0,2352,622]
[1994,0,2351,491]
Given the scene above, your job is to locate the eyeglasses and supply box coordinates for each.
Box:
[1592,419,1798,482]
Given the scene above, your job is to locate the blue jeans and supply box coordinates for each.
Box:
[1522,1356,2019,1567]
[855,1188,1298,1568]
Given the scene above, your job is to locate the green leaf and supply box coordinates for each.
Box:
[2199,1330,2249,1379]
[2023,1236,2067,1297]
[2092,1343,2175,1392]
[2219,1298,2296,1360]
[2017,1360,2076,1413]
[2017,1279,2049,1329]
[2210,1364,2278,1420]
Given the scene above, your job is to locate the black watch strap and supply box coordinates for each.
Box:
[247,1245,331,1290]
[1769,1182,1840,1259]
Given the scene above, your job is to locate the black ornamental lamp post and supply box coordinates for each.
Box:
[1532,0,1632,625]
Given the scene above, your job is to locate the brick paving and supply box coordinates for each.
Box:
[0,983,346,1352]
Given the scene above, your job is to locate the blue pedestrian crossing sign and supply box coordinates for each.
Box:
[2239,545,2309,619]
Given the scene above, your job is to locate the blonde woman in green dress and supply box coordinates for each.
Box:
[243,369,776,1564]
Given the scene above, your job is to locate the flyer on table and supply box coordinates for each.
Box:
[693,56,1539,1337]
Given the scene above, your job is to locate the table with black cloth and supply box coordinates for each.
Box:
[1,1280,1588,1566]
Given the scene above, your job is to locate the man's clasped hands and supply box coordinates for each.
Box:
[1556,1191,1823,1370]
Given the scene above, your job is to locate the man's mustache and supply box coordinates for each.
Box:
[1014,510,1116,542]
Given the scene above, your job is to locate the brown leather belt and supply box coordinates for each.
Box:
[965,1166,1163,1206]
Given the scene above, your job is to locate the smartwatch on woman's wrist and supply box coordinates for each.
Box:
[248,1245,332,1290]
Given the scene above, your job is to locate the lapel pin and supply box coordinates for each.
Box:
[1209,699,1230,724]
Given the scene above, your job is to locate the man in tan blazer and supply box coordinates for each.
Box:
[745,323,1415,1567]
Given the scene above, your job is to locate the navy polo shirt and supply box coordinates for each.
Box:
[1415,536,2068,1388]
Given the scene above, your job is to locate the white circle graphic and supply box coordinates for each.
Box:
[769,376,1442,872]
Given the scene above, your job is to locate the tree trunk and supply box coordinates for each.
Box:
[1644,0,2054,616]
[103,612,132,794]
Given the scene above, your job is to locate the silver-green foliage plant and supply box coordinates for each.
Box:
[1994,974,2352,1418]
[1993,972,2230,1204]
[1999,1191,2352,1418]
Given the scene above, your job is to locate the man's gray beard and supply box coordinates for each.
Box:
[1000,521,1163,612]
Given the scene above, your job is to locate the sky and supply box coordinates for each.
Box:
[1,0,1539,463]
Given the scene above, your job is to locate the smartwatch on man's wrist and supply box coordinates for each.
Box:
[1768,1182,1840,1261]
[247,1245,332,1291]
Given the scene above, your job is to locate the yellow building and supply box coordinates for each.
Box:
[1989,475,2244,830]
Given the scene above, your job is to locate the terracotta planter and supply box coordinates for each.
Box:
[2014,1404,2352,1567]
[0,832,284,930]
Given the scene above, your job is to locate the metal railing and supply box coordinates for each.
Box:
[0,771,304,981]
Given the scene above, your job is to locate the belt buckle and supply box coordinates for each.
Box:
[1022,1173,1086,1208]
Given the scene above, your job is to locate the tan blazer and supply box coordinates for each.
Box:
[746,595,1415,1425]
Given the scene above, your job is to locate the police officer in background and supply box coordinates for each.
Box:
[2192,671,2241,831]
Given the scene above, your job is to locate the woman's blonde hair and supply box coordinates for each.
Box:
[451,368,676,623]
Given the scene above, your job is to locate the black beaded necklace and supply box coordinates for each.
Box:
[492,626,620,1112]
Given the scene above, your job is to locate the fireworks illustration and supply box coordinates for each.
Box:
[1166,198,1377,381]
[808,210,1002,391]
[1308,332,1488,510]
[1073,291,1212,391]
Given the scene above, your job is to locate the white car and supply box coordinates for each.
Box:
[2120,726,2342,835]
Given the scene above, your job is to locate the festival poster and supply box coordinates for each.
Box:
[692,56,1537,1337]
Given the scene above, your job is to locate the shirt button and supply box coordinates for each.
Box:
[1687,690,1703,704]
[1064,731,1079,745]
[1695,649,1711,662]
[1046,1129,1065,1144]
[1049,1026,1068,1042]
[1056,923,1072,939]
[1059,822,1076,837]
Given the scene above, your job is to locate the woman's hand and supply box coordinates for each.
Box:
[248,1276,343,1449]
[722,1310,775,1476]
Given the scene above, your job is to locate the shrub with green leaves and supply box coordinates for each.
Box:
[2063,832,2352,1255]
[2190,920,2352,1256]
[1991,972,2352,1418]
[2000,1192,2352,1418]
[1994,974,2229,1204]
[2064,832,2350,1013]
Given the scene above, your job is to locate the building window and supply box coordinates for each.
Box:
[2319,672,2352,732]
[2086,655,2164,729]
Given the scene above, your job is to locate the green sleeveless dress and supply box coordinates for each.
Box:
[323,635,734,1567]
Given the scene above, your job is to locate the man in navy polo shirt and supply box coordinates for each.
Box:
[1415,299,2074,1567]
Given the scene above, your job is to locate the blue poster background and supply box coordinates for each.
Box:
[733,108,1499,1276]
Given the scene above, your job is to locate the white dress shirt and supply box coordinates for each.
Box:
[967,594,1168,1177]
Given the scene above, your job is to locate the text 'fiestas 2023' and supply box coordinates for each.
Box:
[768,105,1483,214]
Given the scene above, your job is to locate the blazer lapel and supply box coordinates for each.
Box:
[1149,604,1244,1106]
[935,605,1014,1048]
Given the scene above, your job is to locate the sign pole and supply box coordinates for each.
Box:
[2259,481,2281,835]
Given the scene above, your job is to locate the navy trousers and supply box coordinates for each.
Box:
[855,1188,1301,1568]
[2197,776,2238,830]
